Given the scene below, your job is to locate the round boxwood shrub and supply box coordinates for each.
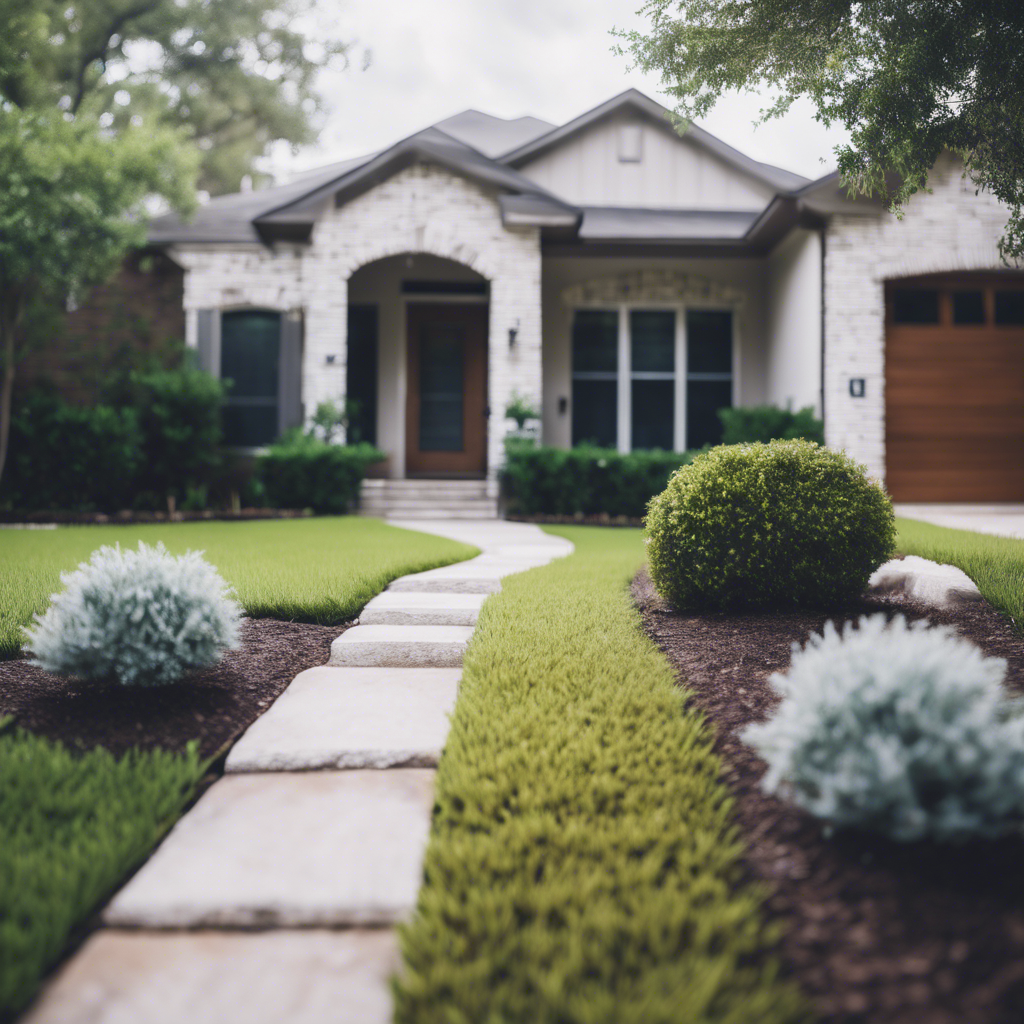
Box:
[26,542,241,686]
[742,614,1024,842]
[644,440,895,609]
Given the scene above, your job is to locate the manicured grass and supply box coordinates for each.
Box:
[0,723,205,1019]
[0,517,478,658]
[395,526,806,1023]
[896,517,1024,628]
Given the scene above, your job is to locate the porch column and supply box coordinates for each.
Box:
[301,251,348,426]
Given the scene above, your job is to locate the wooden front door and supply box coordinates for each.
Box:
[885,273,1024,501]
[406,303,488,476]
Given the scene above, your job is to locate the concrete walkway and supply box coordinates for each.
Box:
[23,520,573,1024]
[895,504,1024,540]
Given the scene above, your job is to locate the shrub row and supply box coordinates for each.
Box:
[254,433,385,514]
[395,526,806,1022]
[0,725,204,1017]
[502,443,697,519]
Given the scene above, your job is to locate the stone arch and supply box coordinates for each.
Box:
[341,230,497,282]
[874,243,1005,283]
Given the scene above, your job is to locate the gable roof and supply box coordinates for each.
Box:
[501,88,809,194]
[149,88,838,249]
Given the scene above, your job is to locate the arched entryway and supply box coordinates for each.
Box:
[347,253,490,478]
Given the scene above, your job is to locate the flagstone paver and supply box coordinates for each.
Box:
[360,590,488,626]
[103,769,436,928]
[225,666,461,771]
[28,518,574,1024]
[23,930,398,1024]
[329,624,475,667]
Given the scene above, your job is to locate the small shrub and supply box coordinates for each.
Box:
[502,444,697,518]
[131,365,226,511]
[645,440,895,609]
[1,389,143,512]
[742,615,1024,842]
[26,542,241,686]
[504,390,540,429]
[255,433,385,513]
[718,404,825,445]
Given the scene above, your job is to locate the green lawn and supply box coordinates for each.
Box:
[395,525,806,1024]
[896,517,1024,628]
[0,517,478,658]
[0,723,205,1019]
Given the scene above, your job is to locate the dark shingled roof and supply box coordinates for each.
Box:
[149,88,849,249]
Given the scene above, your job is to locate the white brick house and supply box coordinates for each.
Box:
[151,90,1024,502]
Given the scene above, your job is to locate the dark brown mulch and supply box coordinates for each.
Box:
[0,618,345,761]
[633,571,1024,1024]
[0,508,312,525]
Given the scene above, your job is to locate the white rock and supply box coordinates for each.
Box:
[103,770,435,928]
[329,624,474,667]
[868,555,982,608]
[225,666,460,771]
[22,929,399,1024]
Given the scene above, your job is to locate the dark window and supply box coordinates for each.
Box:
[995,290,1024,325]
[419,323,465,451]
[952,290,986,324]
[221,310,281,447]
[572,310,618,446]
[892,288,940,324]
[686,310,733,448]
[630,310,675,450]
[346,305,377,444]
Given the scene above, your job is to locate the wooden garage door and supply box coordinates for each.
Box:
[885,274,1024,502]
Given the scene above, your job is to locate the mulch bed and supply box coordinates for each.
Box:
[0,508,312,526]
[633,570,1024,1024]
[0,618,345,761]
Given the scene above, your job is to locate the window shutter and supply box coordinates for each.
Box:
[278,309,304,434]
[196,309,220,376]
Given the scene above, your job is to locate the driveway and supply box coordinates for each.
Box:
[894,504,1024,540]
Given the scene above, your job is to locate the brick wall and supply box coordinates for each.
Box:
[19,251,184,405]
[824,152,1011,482]
[174,163,543,484]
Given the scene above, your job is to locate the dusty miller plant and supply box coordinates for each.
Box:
[26,542,241,687]
[742,614,1024,843]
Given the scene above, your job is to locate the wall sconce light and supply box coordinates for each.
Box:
[508,319,520,347]
[558,396,568,415]
[849,377,865,398]
[325,354,336,365]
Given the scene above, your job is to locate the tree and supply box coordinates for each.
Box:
[0,0,354,195]
[619,0,1024,260]
[0,106,197,488]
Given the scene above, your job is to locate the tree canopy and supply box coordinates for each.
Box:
[0,0,353,195]
[619,0,1024,260]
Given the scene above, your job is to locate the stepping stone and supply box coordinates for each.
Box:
[103,770,435,928]
[387,561,527,593]
[329,624,473,667]
[225,666,460,771]
[360,590,487,626]
[23,929,399,1024]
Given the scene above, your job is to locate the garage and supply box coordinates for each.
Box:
[885,273,1024,502]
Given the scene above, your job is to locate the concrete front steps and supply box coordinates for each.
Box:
[358,478,498,519]
[24,521,573,1024]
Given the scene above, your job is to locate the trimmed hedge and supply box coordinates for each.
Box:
[502,444,696,518]
[646,440,896,610]
[717,404,824,445]
[1,390,143,512]
[254,434,385,513]
[395,526,806,1023]
[0,725,204,1018]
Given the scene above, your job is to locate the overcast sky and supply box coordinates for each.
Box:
[275,0,851,183]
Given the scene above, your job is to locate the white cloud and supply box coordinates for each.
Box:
[278,0,850,183]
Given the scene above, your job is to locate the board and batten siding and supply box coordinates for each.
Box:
[517,113,777,210]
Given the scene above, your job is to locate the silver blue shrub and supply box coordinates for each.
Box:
[742,614,1024,842]
[26,541,242,686]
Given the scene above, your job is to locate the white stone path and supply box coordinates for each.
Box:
[23,519,573,1024]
